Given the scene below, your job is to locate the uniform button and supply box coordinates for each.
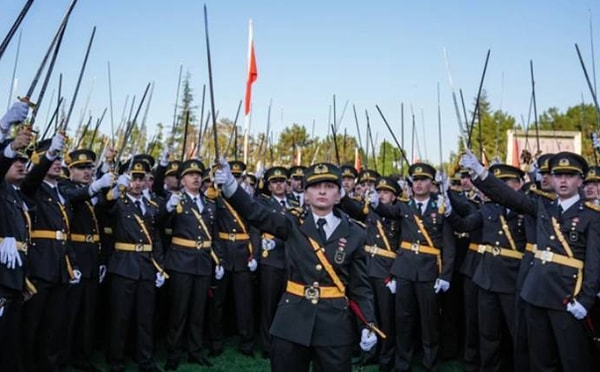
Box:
[313,282,319,287]
[417,230,421,234]
[498,231,503,235]
[550,236,555,240]
[573,274,577,278]
[495,241,500,245]
[311,299,318,305]
[316,264,322,271]
[285,299,289,303]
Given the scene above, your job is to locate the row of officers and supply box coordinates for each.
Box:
[1,101,600,372]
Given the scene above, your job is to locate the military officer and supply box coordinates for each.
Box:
[255,166,297,359]
[99,157,166,372]
[461,150,600,371]
[447,164,527,371]
[161,159,221,369]
[19,133,83,372]
[370,162,455,372]
[340,165,358,196]
[288,165,306,206]
[582,165,600,204]
[214,160,377,372]
[209,160,257,357]
[58,148,113,371]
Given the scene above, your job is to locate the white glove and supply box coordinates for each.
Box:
[248,258,258,272]
[0,101,29,130]
[70,269,82,284]
[155,272,166,288]
[593,132,600,151]
[48,133,66,154]
[460,150,485,177]
[214,157,237,197]
[369,190,379,208]
[566,299,587,320]
[165,193,181,213]
[436,170,449,192]
[90,172,114,194]
[261,239,276,251]
[385,278,396,294]
[215,265,225,280]
[434,278,450,294]
[100,161,111,174]
[159,148,171,167]
[438,193,452,217]
[117,174,130,189]
[0,302,4,318]
[99,265,107,284]
[0,237,22,269]
[359,328,377,352]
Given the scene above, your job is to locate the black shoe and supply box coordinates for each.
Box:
[208,348,223,357]
[164,359,179,371]
[188,356,213,367]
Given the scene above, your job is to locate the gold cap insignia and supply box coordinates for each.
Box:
[314,164,329,174]
[191,162,198,169]
[415,166,423,173]
[590,170,596,176]
[274,169,282,176]
[79,154,87,161]
[559,158,570,166]
[494,168,502,176]
[232,164,241,171]
[134,163,143,171]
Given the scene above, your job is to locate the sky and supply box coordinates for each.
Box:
[1,0,599,165]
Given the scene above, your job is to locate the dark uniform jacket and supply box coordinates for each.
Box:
[98,193,163,280]
[0,155,30,293]
[215,194,258,272]
[256,195,298,270]
[59,179,102,279]
[340,196,399,279]
[475,174,600,311]
[375,195,455,282]
[21,155,78,284]
[447,201,526,294]
[226,186,374,347]
[448,189,482,277]
[159,192,220,276]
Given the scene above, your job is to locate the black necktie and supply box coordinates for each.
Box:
[317,218,327,242]
[280,200,286,208]
[558,204,564,216]
[135,200,143,215]
[192,197,199,210]
[51,187,61,203]
[416,202,423,215]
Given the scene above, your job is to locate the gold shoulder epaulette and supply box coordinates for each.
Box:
[585,201,600,212]
[349,218,366,229]
[147,199,159,208]
[398,196,409,203]
[530,188,557,200]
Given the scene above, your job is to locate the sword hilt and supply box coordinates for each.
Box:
[17,96,36,109]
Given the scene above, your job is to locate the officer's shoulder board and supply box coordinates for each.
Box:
[288,198,300,207]
[204,196,215,204]
[349,218,366,229]
[530,187,557,200]
[585,201,600,213]
[288,207,306,221]
[260,193,270,201]
[398,196,410,203]
[147,199,159,208]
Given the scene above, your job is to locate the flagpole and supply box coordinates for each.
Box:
[244,18,257,165]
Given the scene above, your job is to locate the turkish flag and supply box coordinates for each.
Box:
[244,19,258,116]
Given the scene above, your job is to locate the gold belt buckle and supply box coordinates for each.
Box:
[304,286,320,303]
[478,245,486,254]
[410,243,420,254]
[56,231,65,240]
[368,245,378,256]
[135,243,144,252]
[228,233,236,242]
[195,240,204,249]
[85,234,94,243]
[492,246,501,256]
[540,250,554,263]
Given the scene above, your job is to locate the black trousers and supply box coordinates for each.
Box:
[478,288,515,372]
[209,269,255,352]
[63,277,98,366]
[108,274,156,370]
[0,288,24,372]
[369,276,395,370]
[462,275,480,372]
[440,272,464,360]
[271,336,353,372]
[165,271,211,361]
[21,280,68,372]
[513,293,529,372]
[259,266,285,355]
[525,302,594,372]
[394,278,440,372]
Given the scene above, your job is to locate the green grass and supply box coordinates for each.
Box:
[88,337,465,371]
